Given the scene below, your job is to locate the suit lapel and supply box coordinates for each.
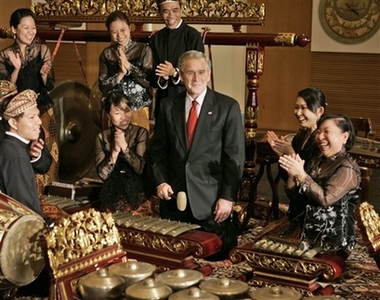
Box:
[171,93,187,152]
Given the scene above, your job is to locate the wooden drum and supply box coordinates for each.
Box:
[0,192,46,289]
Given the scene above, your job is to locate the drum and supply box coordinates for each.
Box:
[0,192,46,289]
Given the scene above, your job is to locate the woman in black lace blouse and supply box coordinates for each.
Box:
[267,87,327,226]
[95,91,151,213]
[279,114,361,259]
[0,8,55,114]
[0,8,58,190]
[98,10,153,112]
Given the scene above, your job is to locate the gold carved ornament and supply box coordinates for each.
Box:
[230,248,336,281]
[32,0,265,25]
[118,229,205,257]
[358,201,380,251]
[46,209,121,272]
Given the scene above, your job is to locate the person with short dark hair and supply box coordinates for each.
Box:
[0,81,52,174]
[149,50,245,260]
[279,114,361,259]
[0,89,51,218]
[0,8,55,114]
[149,0,205,117]
[95,91,151,213]
[0,8,58,188]
[266,87,327,225]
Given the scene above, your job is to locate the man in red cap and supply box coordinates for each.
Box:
[150,0,205,118]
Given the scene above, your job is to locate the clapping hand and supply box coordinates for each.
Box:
[8,51,21,70]
[114,128,128,153]
[267,131,294,157]
[155,60,175,80]
[278,154,305,177]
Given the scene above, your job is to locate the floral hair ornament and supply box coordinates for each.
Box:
[3,89,38,120]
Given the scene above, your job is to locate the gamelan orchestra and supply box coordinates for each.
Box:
[0,0,379,299]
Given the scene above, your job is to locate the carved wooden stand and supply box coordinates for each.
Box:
[230,242,346,297]
[117,226,222,275]
[45,209,127,300]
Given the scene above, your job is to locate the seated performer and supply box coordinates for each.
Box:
[149,51,245,261]
[95,91,153,213]
[279,114,361,259]
[0,81,52,174]
[266,87,326,227]
[0,89,51,220]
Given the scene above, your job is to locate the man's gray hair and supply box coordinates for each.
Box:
[178,50,211,72]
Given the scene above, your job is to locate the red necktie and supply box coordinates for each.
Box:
[187,100,198,148]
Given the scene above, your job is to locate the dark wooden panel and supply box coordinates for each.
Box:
[311,52,380,138]
[248,0,312,132]
[47,42,88,86]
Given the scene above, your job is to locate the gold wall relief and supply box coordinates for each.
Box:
[32,0,265,25]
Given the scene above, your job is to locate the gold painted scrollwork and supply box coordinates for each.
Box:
[253,252,336,280]
[32,0,265,25]
[358,201,380,250]
[118,230,204,257]
[274,33,297,46]
[46,209,121,271]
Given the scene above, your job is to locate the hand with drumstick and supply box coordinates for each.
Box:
[156,183,187,211]
[40,61,52,85]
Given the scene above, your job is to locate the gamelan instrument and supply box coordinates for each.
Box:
[0,80,17,97]
[229,219,346,296]
[46,208,126,300]
[43,194,91,215]
[50,80,101,182]
[112,213,222,274]
[356,201,380,271]
[0,192,47,297]
[44,180,102,201]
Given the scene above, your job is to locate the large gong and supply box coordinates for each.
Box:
[50,80,101,182]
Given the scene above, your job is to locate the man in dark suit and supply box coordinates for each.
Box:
[149,50,245,260]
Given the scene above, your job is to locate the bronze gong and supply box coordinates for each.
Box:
[50,80,101,182]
